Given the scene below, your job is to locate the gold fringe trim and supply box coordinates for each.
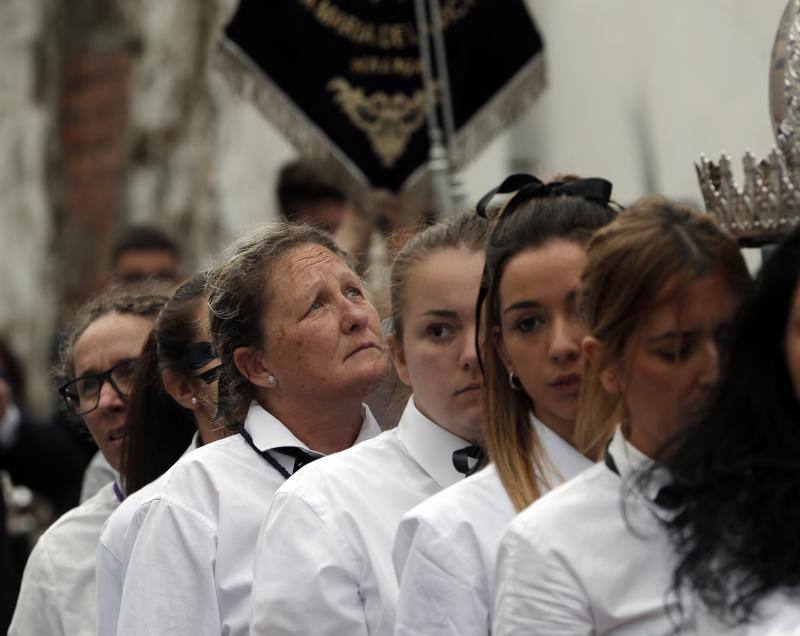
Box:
[215,36,546,195]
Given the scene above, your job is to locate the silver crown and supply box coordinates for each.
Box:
[696,0,800,246]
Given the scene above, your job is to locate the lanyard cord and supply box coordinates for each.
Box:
[237,424,292,480]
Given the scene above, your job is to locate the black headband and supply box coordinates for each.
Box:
[476,173,613,220]
[187,341,217,369]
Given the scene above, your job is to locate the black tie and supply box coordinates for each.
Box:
[452,445,487,476]
[604,441,682,509]
[273,447,322,474]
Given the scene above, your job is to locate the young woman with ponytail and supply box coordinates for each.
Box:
[392,174,617,635]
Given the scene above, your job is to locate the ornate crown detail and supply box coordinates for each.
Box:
[696,0,800,246]
[696,150,800,246]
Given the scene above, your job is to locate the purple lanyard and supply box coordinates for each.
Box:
[113,481,124,503]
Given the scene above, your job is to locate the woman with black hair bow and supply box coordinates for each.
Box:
[95,271,229,635]
[392,174,616,636]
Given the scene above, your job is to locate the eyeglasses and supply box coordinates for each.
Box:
[59,358,139,416]
[193,364,223,385]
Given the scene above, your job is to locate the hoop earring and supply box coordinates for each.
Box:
[509,371,523,391]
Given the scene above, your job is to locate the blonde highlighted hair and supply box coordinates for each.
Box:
[575,196,752,456]
[480,190,616,512]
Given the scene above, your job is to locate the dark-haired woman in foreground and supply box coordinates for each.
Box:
[657,226,800,634]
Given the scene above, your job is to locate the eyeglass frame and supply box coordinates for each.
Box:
[59,358,139,416]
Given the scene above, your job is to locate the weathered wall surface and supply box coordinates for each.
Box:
[0,0,57,414]
[0,0,790,413]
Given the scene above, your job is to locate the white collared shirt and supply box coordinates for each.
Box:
[493,425,683,635]
[81,450,116,502]
[116,402,379,636]
[96,432,204,636]
[249,396,468,635]
[695,594,800,635]
[392,414,591,636]
[9,481,119,636]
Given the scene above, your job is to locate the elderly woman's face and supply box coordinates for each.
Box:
[262,244,387,401]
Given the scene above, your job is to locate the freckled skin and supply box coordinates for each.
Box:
[260,244,388,406]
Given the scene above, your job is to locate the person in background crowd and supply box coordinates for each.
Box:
[0,339,87,632]
[249,213,487,634]
[652,225,800,635]
[8,291,167,636]
[493,198,750,635]
[110,224,182,285]
[96,272,229,635]
[116,223,388,636]
[276,159,399,273]
[392,175,617,636]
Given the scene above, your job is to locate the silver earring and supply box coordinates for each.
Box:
[509,372,523,391]
[191,396,199,406]
[266,375,276,385]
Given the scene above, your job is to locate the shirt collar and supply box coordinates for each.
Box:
[531,413,593,487]
[396,396,469,489]
[606,424,672,503]
[244,401,381,454]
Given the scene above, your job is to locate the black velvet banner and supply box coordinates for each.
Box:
[223,0,545,192]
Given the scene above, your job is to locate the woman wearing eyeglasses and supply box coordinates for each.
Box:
[9,290,167,636]
[392,175,616,636]
[95,272,230,636]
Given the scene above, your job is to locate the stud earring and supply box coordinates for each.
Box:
[266,375,276,385]
[191,396,199,406]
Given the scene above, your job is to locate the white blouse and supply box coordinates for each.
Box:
[95,432,203,636]
[248,396,469,635]
[695,594,800,635]
[116,402,379,636]
[9,481,120,635]
[493,425,682,635]
[392,414,591,636]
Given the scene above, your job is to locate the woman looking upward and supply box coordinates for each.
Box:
[115,224,388,636]
[249,213,488,634]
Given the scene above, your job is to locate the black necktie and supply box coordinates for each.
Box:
[604,441,682,509]
[273,447,322,474]
[452,445,487,477]
[237,425,321,479]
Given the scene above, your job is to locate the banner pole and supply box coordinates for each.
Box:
[427,0,465,214]
[414,0,456,218]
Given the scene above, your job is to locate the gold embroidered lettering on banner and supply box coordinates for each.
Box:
[328,77,426,168]
[350,56,422,77]
[296,0,476,47]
